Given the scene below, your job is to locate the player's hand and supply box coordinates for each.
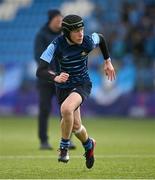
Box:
[104,58,116,81]
[54,72,69,83]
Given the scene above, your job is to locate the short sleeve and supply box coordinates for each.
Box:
[91,32,100,47]
[40,43,56,63]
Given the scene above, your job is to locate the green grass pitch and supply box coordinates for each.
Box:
[0,116,155,179]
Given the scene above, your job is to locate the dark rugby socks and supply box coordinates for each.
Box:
[82,137,92,151]
[60,138,70,149]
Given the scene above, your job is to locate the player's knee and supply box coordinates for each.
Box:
[61,104,73,116]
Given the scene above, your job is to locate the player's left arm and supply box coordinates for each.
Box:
[98,34,116,81]
[92,33,116,81]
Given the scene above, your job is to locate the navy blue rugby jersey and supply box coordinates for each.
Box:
[40,32,100,88]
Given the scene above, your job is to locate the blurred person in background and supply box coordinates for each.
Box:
[34,9,76,150]
[36,14,115,168]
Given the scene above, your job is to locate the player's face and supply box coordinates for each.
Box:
[70,27,84,44]
[49,15,63,32]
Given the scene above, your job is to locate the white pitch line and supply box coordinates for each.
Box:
[0,154,155,159]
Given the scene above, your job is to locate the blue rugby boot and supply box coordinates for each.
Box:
[83,138,96,169]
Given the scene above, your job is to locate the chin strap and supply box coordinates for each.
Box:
[65,36,75,45]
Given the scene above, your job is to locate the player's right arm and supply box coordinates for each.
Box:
[36,42,69,83]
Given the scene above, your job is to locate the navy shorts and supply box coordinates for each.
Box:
[56,82,92,105]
